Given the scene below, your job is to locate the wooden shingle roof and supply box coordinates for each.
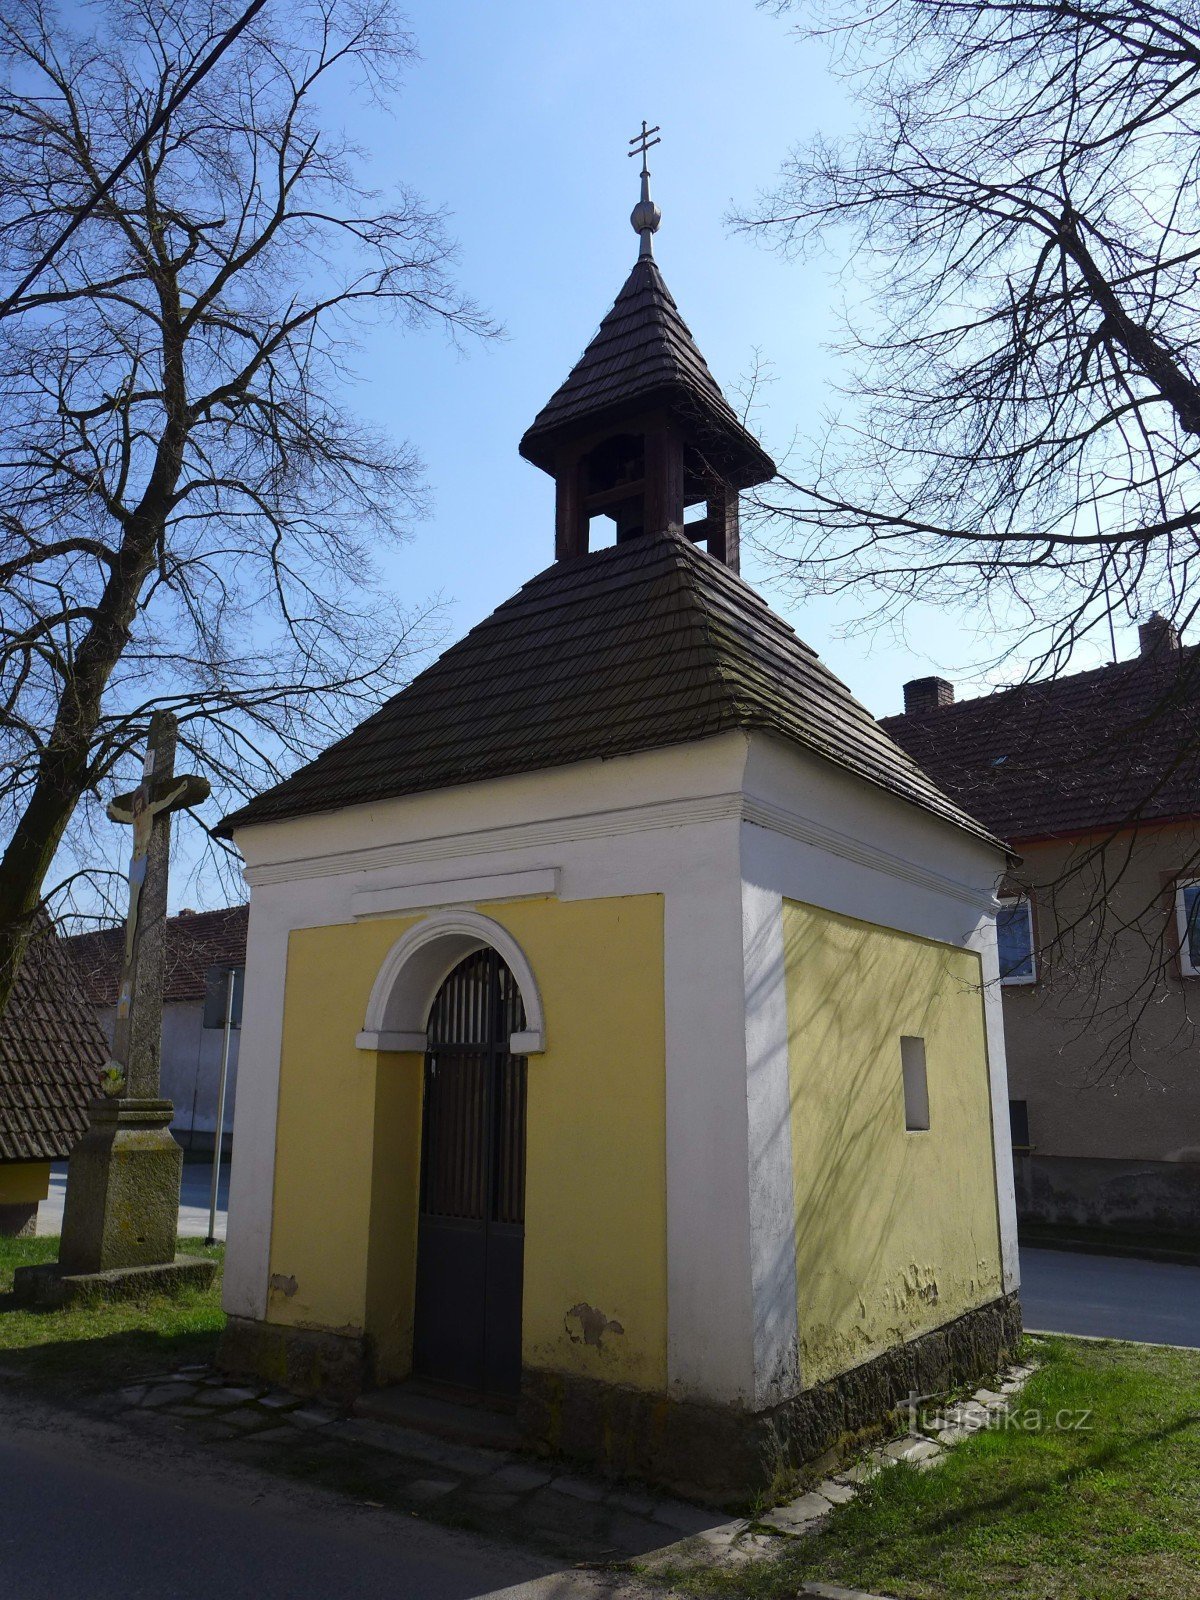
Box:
[0,919,106,1163]
[219,529,1004,854]
[518,256,775,487]
[882,648,1200,842]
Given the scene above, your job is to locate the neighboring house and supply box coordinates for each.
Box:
[0,918,106,1234]
[66,905,246,1156]
[883,616,1200,1239]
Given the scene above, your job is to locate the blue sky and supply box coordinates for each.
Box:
[153,0,1135,909]
[323,0,1049,722]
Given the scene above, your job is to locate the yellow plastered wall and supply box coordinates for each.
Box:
[783,900,1004,1385]
[268,895,667,1391]
[0,1161,50,1204]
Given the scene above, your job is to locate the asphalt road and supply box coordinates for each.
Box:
[1020,1245,1200,1346]
[0,1391,604,1600]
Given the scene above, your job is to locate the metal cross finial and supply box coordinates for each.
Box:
[628,119,661,175]
[628,120,662,258]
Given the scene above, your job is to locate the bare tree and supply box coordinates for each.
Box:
[0,0,494,1016]
[741,0,1200,678]
[740,0,1200,1068]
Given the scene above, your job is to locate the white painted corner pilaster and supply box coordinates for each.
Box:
[222,892,286,1321]
[741,879,801,1406]
[975,911,1021,1294]
[662,820,759,1407]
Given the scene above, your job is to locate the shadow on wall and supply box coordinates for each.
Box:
[776,903,1003,1383]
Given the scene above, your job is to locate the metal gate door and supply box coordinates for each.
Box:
[412,947,528,1395]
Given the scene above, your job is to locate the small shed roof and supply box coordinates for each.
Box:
[0,920,106,1164]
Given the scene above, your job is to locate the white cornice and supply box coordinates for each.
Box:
[242,787,993,911]
[242,793,744,886]
[740,796,995,911]
[350,867,559,919]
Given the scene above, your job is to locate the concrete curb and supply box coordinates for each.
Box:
[1026,1327,1200,1353]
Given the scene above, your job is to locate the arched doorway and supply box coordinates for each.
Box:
[412,946,528,1396]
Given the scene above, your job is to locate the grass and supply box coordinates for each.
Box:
[655,1336,1200,1600]
[0,1233,225,1393]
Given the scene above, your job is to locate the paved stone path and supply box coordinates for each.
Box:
[107,1366,719,1565]
[87,1353,1037,1591]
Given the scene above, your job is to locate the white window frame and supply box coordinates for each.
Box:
[996,896,1037,986]
[1175,879,1200,978]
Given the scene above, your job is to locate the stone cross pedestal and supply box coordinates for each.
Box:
[15,713,216,1307]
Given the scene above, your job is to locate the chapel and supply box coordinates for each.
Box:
[217,142,1021,1496]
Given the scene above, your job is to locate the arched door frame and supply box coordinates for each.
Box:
[355,909,545,1056]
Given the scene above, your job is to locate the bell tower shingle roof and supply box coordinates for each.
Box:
[519,255,774,490]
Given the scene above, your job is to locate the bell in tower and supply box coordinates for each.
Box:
[518,123,775,573]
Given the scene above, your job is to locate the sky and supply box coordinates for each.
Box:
[319,0,1050,721]
[84,0,1143,913]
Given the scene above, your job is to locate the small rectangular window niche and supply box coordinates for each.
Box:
[901,1036,930,1131]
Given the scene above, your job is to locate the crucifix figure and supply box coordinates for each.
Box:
[106,711,209,1100]
[628,119,662,258]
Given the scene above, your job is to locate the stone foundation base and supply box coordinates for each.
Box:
[220,1293,1021,1499]
[521,1292,1023,1500]
[12,1254,214,1309]
[0,1201,38,1238]
[59,1098,184,1273]
[219,1315,367,1403]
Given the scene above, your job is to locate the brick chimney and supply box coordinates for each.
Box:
[902,676,955,716]
[1138,613,1181,657]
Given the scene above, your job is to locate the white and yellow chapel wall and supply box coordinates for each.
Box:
[739,735,1019,1375]
[221,728,1019,1490]
[223,734,759,1408]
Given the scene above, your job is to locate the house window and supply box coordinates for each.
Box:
[1175,880,1200,977]
[900,1036,930,1131]
[1009,1099,1031,1153]
[202,964,245,1029]
[997,897,1036,984]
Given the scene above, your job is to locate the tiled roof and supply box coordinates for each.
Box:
[518,255,775,486]
[218,528,1003,854]
[0,919,106,1163]
[65,904,248,1009]
[880,648,1200,841]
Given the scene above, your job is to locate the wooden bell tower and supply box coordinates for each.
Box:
[518,123,775,575]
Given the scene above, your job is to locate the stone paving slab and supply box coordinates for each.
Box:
[406,1476,459,1503]
[760,1490,833,1533]
[99,1361,735,1566]
[91,1353,1038,1584]
[883,1436,942,1465]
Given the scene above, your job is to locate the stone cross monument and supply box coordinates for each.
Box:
[15,712,216,1305]
[104,711,210,1100]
